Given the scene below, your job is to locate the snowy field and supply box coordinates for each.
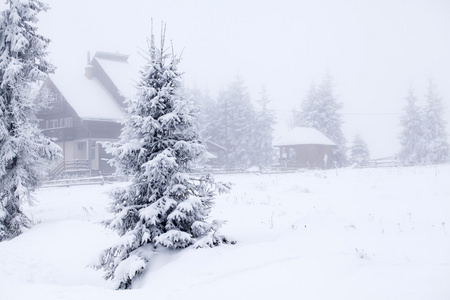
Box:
[0,165,449,299]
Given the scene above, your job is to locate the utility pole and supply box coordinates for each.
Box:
[225,94,228,170]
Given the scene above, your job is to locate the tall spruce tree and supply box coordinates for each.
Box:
[212,78,255,168]
[295,75,347,166]
[199,90,219,140]
[94,30,233,289]
[250,85,275,167]
[398,90,423,164]
[0,0,61,241]
[350,134,370,166]
[422,81,449,163]
[187,86,215,140]
[296,83,319,127]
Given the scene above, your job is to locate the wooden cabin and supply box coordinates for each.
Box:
[204,140,227,167]
[274,127,336,169]
[38,52,138,177]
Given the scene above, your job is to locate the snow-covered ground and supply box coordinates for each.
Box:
[1,165,449,299]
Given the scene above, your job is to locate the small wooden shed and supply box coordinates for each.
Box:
[204,140,227,167]
[274,127,336,169]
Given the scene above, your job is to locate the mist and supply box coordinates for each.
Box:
[1,1,450,296]
[11,0,450,158]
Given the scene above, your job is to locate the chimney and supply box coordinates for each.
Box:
[85,65,93,79]
[85,51,93,79]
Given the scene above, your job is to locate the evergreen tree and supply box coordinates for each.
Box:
[212,78,255,168]
[296,83,319,127]
[350,134,370,166]
[398,90,423,164]
[0,0,61,241]
[295,75,347,166]
[250,85,275,167]
[187,86,215,140]
[199,90,219,140]
[422,82,449,163]
[199,81,275,169]
[95,30,233,289]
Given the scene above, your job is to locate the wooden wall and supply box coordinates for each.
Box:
[278,144,334,169]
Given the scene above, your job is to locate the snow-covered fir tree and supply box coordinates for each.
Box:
[186,86,215,139]
[211,78,256,168]
[398,90,424,164]
[0,0,61,241]
[295,75,347,166]
[94,30,233,289]
[295,83,319,127]
[250,85,275,167]
[195,81,275,169]
[350,134,370,166]
[422,81,449,163]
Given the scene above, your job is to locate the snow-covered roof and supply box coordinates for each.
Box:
[274,127,336,146]
[205,151,217,159]
[49,71,124,121]
[95,55,138,100]
[205,140,227,151]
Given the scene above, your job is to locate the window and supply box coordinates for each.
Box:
[63,117,73,128]
[77,142,85,151]
[48,119,58,129]
[91,141,96,160]
[45,117,73,129]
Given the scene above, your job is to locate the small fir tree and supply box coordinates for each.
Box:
[94,30,233,289]
[0,0,61,241]
[422,81,449,163]
[350,134,370,166]
[398,90,423,164]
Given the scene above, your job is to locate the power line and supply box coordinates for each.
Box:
[341,112,401,116]
[269,108,401,116]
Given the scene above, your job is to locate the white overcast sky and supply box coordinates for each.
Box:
[4,0,450,158]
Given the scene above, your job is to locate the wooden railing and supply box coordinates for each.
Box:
[49,159,90,178]
[43,176,105,188]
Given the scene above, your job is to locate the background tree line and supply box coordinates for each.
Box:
[398,81,449,165]
[188,78,275,169]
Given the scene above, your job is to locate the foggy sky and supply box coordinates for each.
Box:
[4,0,450,158]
